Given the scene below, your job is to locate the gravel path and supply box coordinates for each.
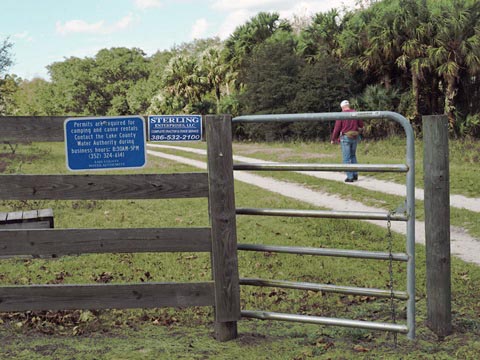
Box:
[147,146,480,266]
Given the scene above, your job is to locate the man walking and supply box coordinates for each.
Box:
[330,100,364,183]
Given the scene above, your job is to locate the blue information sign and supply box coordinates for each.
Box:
[65,116,146,171]
[148,115,202,142]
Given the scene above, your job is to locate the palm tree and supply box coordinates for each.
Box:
[395,0,434,119]
[297,9,343,63]
[428,0,480,127]
[224,12,289,90]
[362,1,407,90]
[201,46,229,112]
[337,1,402,89]
[163,55,205,107]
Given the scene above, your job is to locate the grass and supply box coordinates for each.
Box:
[1,141,480,359]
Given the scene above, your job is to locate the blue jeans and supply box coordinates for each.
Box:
[340,135,358,180]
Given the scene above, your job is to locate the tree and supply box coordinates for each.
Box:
[428,0,480,127]
[0,38,13,75]
[343,0,405,90]
[46,47,150,116]
[94,47,149,115]
[239,32,301,115]
[225,12,283,64]
[337,6,376,83]
[224,12,291,89]
[201,46,230,112]
[297,9,343,62]
[126,79,154,114]
[292,54,358,113]
[14,77,58,115]
[48,56,104,115]
[354,84,401,137]
[162,54,206,111]
[236,32,302,140]
[0,38,15,114]
[395,0,434,120]
[0,74,19,115]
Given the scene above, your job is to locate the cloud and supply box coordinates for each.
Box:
[213,0,356,12]
[56,13,135,36]
[191,18,209,39]
[212,0,289,11]
[13,31,33,42]
[116,13,135,30]
[278,1,354,19]
[56,20,105,35]
[134,0,162,9]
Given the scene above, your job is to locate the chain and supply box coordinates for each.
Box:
[387,210,398,347]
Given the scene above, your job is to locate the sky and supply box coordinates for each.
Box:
[1,0,358,80]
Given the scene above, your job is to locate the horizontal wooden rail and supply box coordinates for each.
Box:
[2,116,71,142]
[0,227,212,256]
[0,173,208,200]
[0,282,214,311]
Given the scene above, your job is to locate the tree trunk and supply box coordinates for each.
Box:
[444,76,457,128]
[412,72,420,118]
[383,73,392,90]
[429,78,440,114]
[215,86,221,113]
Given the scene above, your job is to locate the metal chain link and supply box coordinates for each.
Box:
[387,210,398,347]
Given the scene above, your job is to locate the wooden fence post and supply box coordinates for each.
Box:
[205,115,240,341]
[423,114,452,337]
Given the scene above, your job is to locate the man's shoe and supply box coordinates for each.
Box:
[345,178,354,183]
[353,175,358,181]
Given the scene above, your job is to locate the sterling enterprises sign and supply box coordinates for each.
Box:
[148,115,202,142]
[64,116,146,171]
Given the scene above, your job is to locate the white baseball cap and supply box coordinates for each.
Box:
[340,100,350,107]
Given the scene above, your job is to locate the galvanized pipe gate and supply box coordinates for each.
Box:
[232,111,416,340]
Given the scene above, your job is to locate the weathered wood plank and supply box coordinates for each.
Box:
[423,115,452,337]
[0,282,214,311]
[206,115,240,341]
[1,116,68,142]
[6,211,23,222]
[37,208,54,218]
[21,210,39,220]
[0,227,212,256]
[0,173,208,200]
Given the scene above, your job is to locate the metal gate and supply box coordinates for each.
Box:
[232,111,415,340]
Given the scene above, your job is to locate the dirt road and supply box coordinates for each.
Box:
[147,145,480,266]
[148,144,480,213]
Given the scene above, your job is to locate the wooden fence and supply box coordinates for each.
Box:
[0,115,240,341]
